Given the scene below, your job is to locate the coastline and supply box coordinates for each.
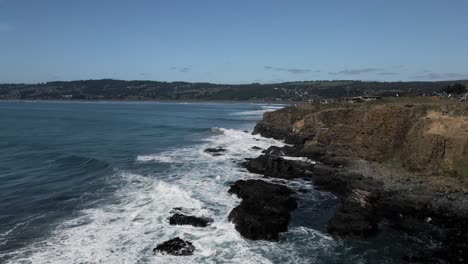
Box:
[2,99,466,262]
[229,101,468,263]
[0,98,296,105]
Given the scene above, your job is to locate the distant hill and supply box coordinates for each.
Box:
[1,79,467,101]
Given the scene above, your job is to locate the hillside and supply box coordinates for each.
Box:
[1,79,467,101]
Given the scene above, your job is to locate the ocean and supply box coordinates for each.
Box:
[0,101,418,263]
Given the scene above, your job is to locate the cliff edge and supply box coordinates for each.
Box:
[254,99,468,187]
[248,99,468,262]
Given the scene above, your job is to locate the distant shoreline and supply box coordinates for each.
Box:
[0,98,295,105]
[2,79,466,103]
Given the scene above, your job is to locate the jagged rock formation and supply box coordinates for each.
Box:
[168,213,213,227]
[254,102,468,178]
[249,100,468,263]
[228,179,297,241]
[153,237,195,256]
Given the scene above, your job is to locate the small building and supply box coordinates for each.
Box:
[361,96,382,101]
[344,97,363,103]
[320,99,334,104]
[344,96,382,103]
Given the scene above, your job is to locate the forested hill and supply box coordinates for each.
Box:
[1,79,467,101]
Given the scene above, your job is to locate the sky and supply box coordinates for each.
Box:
[0,0,467,84]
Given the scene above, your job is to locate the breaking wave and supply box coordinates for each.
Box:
[5,126,332,263]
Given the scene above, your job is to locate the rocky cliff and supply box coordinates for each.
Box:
[248,100,468,262]
[254,101,468,181]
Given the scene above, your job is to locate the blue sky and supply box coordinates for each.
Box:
[0,0,467,84]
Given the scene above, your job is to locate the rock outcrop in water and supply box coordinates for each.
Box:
[204,147,227,156]
[246,148,315,180]
[228,179,297,240]
[246,100,468,263]
[327,176,381,237]
[169,213,213,227]
[153,237,195,256]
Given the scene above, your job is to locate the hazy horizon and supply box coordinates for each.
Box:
[3,78,468,86]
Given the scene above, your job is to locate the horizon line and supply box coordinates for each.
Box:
[2,78,468,86]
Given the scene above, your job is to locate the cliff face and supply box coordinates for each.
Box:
[252,101,468,263]
[254,102,468,178]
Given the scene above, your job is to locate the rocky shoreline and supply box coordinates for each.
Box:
[156,133,467,261]
[155,144,466,261]
[154,102,467,262]
[227,103,467,263]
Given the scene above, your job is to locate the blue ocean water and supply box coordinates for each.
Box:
[0,101,420,263]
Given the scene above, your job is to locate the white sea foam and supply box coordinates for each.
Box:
[282,156,317,164]
[136,155,180,163]
[230,104,286,117]
[260,105,286,110]
[3,125,341,264]
[5,127,305,263]
[230,109,270,116]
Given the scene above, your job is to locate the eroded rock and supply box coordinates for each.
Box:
[153,237,195,256]
[204,147,226,156]
[228,179,297,240]
[328,188,380,237]
[169,213,213,227]
[246,154,314,180]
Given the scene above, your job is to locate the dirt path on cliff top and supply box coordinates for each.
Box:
[426,110,468,139]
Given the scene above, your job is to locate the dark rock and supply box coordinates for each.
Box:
[237,158,252,168]
[308,166,383,237]
[403,248,447,263]
[246,155,268,174]
[204,147,226,155]
[264,145,301,156]
[311,165,346,194]
[394,216,445,239]
[376,192,433,224]
[376,195,468,263]
[169,213,213,227]
[444,226,468,263]
[328,188,380,237]
[153,237,195,256]
[403,224,468,263]
[251,146,262,150]
[246,154,314,180]
[252,123,289,140]
[285,133,314,144]
[328,210,376,237]
[319,155,351,167]
[298,147,327,160]
[228,179,297,240]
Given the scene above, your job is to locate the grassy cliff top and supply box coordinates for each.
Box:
[295,96,468,116]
